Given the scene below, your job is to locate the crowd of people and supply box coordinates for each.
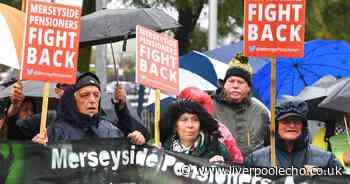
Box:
[0,53,347,176]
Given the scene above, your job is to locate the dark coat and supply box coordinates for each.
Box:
[47,87,124,142]
[245,132,342,169]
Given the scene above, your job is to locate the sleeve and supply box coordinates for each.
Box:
[47,124,65,143]
[114,103,150,141]
[217,142,232,162]
[244,152,254,168]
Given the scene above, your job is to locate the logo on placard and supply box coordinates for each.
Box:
[249,45,257,52]
[27,68,34,76]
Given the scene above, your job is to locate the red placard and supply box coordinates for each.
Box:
[20,0,82,84]
[244,0,306,58]
[136,25,179,95]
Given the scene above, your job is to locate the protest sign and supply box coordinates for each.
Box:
[244,0,306,58]
[20,0,83,84]
[136,25,179,95]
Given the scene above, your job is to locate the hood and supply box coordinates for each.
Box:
[276,95,308,128]
[177,87,213,115]
[57,86,101,129]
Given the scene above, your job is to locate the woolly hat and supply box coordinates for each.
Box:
[74,72,101,92]
[223,53,253,86]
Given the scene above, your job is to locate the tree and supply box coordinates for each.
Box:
[124,0,350,55]
[124,0,244,55]
[77,0,95,73]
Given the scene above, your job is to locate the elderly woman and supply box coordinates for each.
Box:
[159,100,230,162]
[177,87,243,163]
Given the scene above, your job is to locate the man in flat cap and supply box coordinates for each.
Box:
[47,72,149,145]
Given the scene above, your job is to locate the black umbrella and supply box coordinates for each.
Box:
[319,78,350,113]
[79,8,180,83]
[297,75,344,121]
[79,8,181,47]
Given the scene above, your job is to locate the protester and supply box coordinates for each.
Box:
[0,81,56,140]
[211,53,270,156]
[245,95,342,170]
[3,82,38,140]
[177,86,243,163]
[159,100,230,162]
[47,72,149,145]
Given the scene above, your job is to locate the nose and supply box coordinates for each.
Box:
[87,94,99,103]
[185,120,195,128]
[286,120,300,127]
[232,81,240,88]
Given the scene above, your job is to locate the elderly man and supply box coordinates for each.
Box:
[212,54,269,156]
[47,72,149,145]
[246,95,342,170]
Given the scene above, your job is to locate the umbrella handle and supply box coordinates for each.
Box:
[122,31,132,52]
[109,42,119,85]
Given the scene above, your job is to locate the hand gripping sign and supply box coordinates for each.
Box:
[19,0,83,144]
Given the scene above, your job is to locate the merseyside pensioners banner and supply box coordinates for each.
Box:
[243,0,306,58]
[20,0,83,84]
[0,139,348,184]
[136,25,179,95]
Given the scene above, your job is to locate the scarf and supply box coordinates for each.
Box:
[171,131,204,154]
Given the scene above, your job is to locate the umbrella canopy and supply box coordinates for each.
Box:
[0,3,24,69]
[253,39,350,108]
[297,75,345,121]
[204,41,270,74]
[146,51,228,106]
[79,8,181,47]
[0,81,57,98]
[319,78,350,113]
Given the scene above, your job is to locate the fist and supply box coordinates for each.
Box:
[209,155,224,163]
[10,82,25,106]
[114,84,126,108]
[127,130,145,145]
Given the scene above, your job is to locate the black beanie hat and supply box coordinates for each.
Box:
[74,72,101,92]
[223,67,252,87]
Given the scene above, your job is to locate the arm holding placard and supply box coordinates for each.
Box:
[113,84,150,145]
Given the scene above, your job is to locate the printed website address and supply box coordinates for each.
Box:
[183,165,343,177]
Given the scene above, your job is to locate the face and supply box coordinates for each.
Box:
[19,100,34,119]
[278,116,304,141]
[74,86,100,117]
[175,113,200,146]
[223,76,250,103]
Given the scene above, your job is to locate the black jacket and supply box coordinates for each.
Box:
[47,86,149,142]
